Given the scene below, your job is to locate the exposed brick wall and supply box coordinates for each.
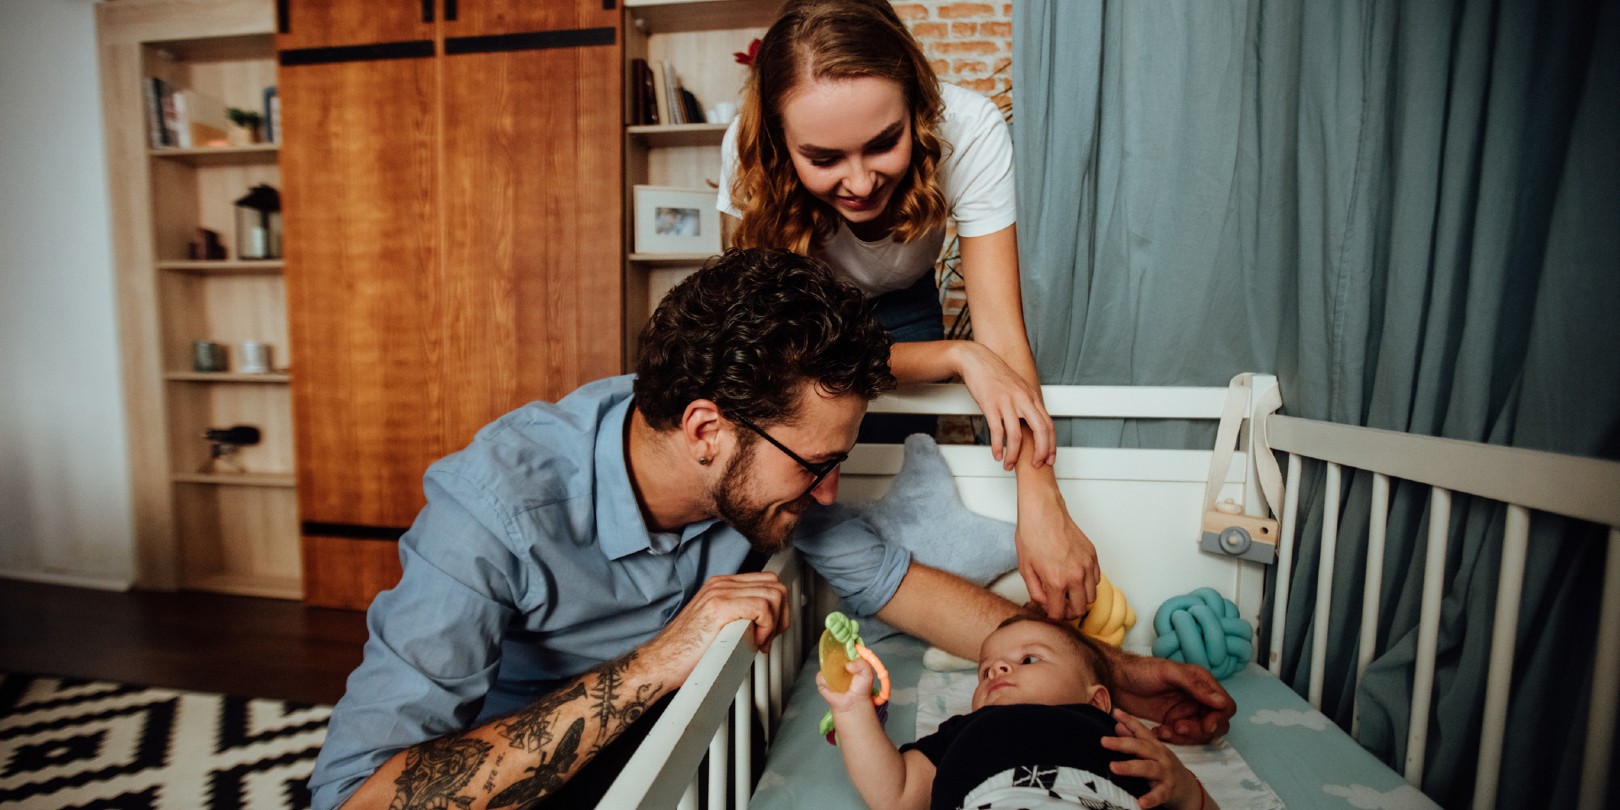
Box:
[897,1,1013,104]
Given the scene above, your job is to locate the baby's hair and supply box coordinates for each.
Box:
[994,614,1115,693]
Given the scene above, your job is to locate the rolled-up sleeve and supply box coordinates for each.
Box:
[792,504,912,617]
[308,468,528,810]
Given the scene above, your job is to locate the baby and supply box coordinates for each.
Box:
[818,615,1215,810]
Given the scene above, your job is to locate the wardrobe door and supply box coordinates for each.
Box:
[279,53,442,600]
[437,2,623,433]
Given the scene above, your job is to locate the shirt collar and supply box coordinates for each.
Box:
[594,394,720,561]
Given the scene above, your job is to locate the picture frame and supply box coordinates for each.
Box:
[634,186,721,256]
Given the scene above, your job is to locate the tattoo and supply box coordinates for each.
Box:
[481,753,504,793]
[587,653,660,754]
[496,682,585,752]
[476,653,663,807]
[488,717,584,809]
[390,736,492,810]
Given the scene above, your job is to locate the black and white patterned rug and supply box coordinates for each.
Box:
[0,672,331,809]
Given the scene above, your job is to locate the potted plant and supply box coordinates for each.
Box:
[226,107,264,143]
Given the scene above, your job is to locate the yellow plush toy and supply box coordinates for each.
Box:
[1075,573,1136,647]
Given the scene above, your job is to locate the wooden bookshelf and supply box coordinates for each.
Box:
[622,0,775,366]
[98,0,300,599]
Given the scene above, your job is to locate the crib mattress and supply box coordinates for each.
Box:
[749,636,1439,810]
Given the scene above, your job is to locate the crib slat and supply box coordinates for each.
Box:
[1472,505,1530,808]
[708,710,729,810]
[1578,528,1620,810]
[678,780,698,810]
[754,651,770,746]
[734,679,752,807]
[769,641,785,730]
[1309,463,1342,708]
[1406,486,1452,786]
[1353,473,1391,740]
[1271,453,1304,676]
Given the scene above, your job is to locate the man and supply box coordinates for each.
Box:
[310,249,1232,809]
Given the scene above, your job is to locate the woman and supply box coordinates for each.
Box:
[718,0,1100,618]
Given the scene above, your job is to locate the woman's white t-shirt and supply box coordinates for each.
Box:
[717,83,1016,296]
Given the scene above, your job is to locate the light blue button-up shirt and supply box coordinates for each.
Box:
[309,375,911,809]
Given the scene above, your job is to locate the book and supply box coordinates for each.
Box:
[630,59,651,125]
[680,88,706,124]
[144,77,172,147]
[661,60,685,125]
[264,86,279,144]
[651,60,673,126]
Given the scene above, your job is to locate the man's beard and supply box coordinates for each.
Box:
[711,450,814,554]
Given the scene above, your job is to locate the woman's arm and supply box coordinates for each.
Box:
[958,225,1100,619]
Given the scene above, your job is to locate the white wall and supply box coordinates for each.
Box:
[0,0,136,588]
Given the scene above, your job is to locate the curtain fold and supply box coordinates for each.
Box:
[1013,0,1619,805]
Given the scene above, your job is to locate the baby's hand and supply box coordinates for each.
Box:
[1101,709,1210,810]
[815,659,876,716]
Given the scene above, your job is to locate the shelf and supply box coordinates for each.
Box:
[626,0,778,34]
[158,260,284,275]
[171,472,297,488]
[165,372,290,383]
[147,33,274,63]
[149,144,279,166]
[628,123,730,148]
[628,253,716,266]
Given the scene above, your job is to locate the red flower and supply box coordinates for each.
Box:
[734,38,761,67]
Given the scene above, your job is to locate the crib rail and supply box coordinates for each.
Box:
[1265,414,1620,810]
[597,547,810,810]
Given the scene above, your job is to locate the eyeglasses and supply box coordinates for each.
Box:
[730,413,850,498]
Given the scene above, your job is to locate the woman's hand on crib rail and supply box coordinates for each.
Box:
[1108,650,1234,745]
[642,572,789,687]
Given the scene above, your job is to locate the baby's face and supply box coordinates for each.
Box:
[971,621,1100,711]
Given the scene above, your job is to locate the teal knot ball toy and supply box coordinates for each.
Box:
[1151,588,1253,680]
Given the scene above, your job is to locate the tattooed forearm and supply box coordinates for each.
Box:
[390,736,492,810]
[390,653,666,809]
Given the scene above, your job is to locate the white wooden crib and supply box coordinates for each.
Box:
[594,377,1619,809]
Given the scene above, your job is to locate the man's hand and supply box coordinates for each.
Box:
[642,572,788,686]
[1109,651,1234,744]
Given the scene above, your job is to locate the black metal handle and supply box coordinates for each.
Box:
[445,0,457,21]
[276,0,290,33]
[422,0,434,23]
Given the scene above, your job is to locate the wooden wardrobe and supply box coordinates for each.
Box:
[277,0,622,608]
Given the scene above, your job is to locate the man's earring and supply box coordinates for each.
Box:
[698,456,711,466]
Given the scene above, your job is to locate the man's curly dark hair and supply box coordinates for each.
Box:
[634,248,895,429]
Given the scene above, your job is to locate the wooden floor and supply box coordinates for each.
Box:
[0,577,369,706]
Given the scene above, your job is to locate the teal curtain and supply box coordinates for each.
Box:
[1013,0,1619,805]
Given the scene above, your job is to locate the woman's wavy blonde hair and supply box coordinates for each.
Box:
[730,0,948,254]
